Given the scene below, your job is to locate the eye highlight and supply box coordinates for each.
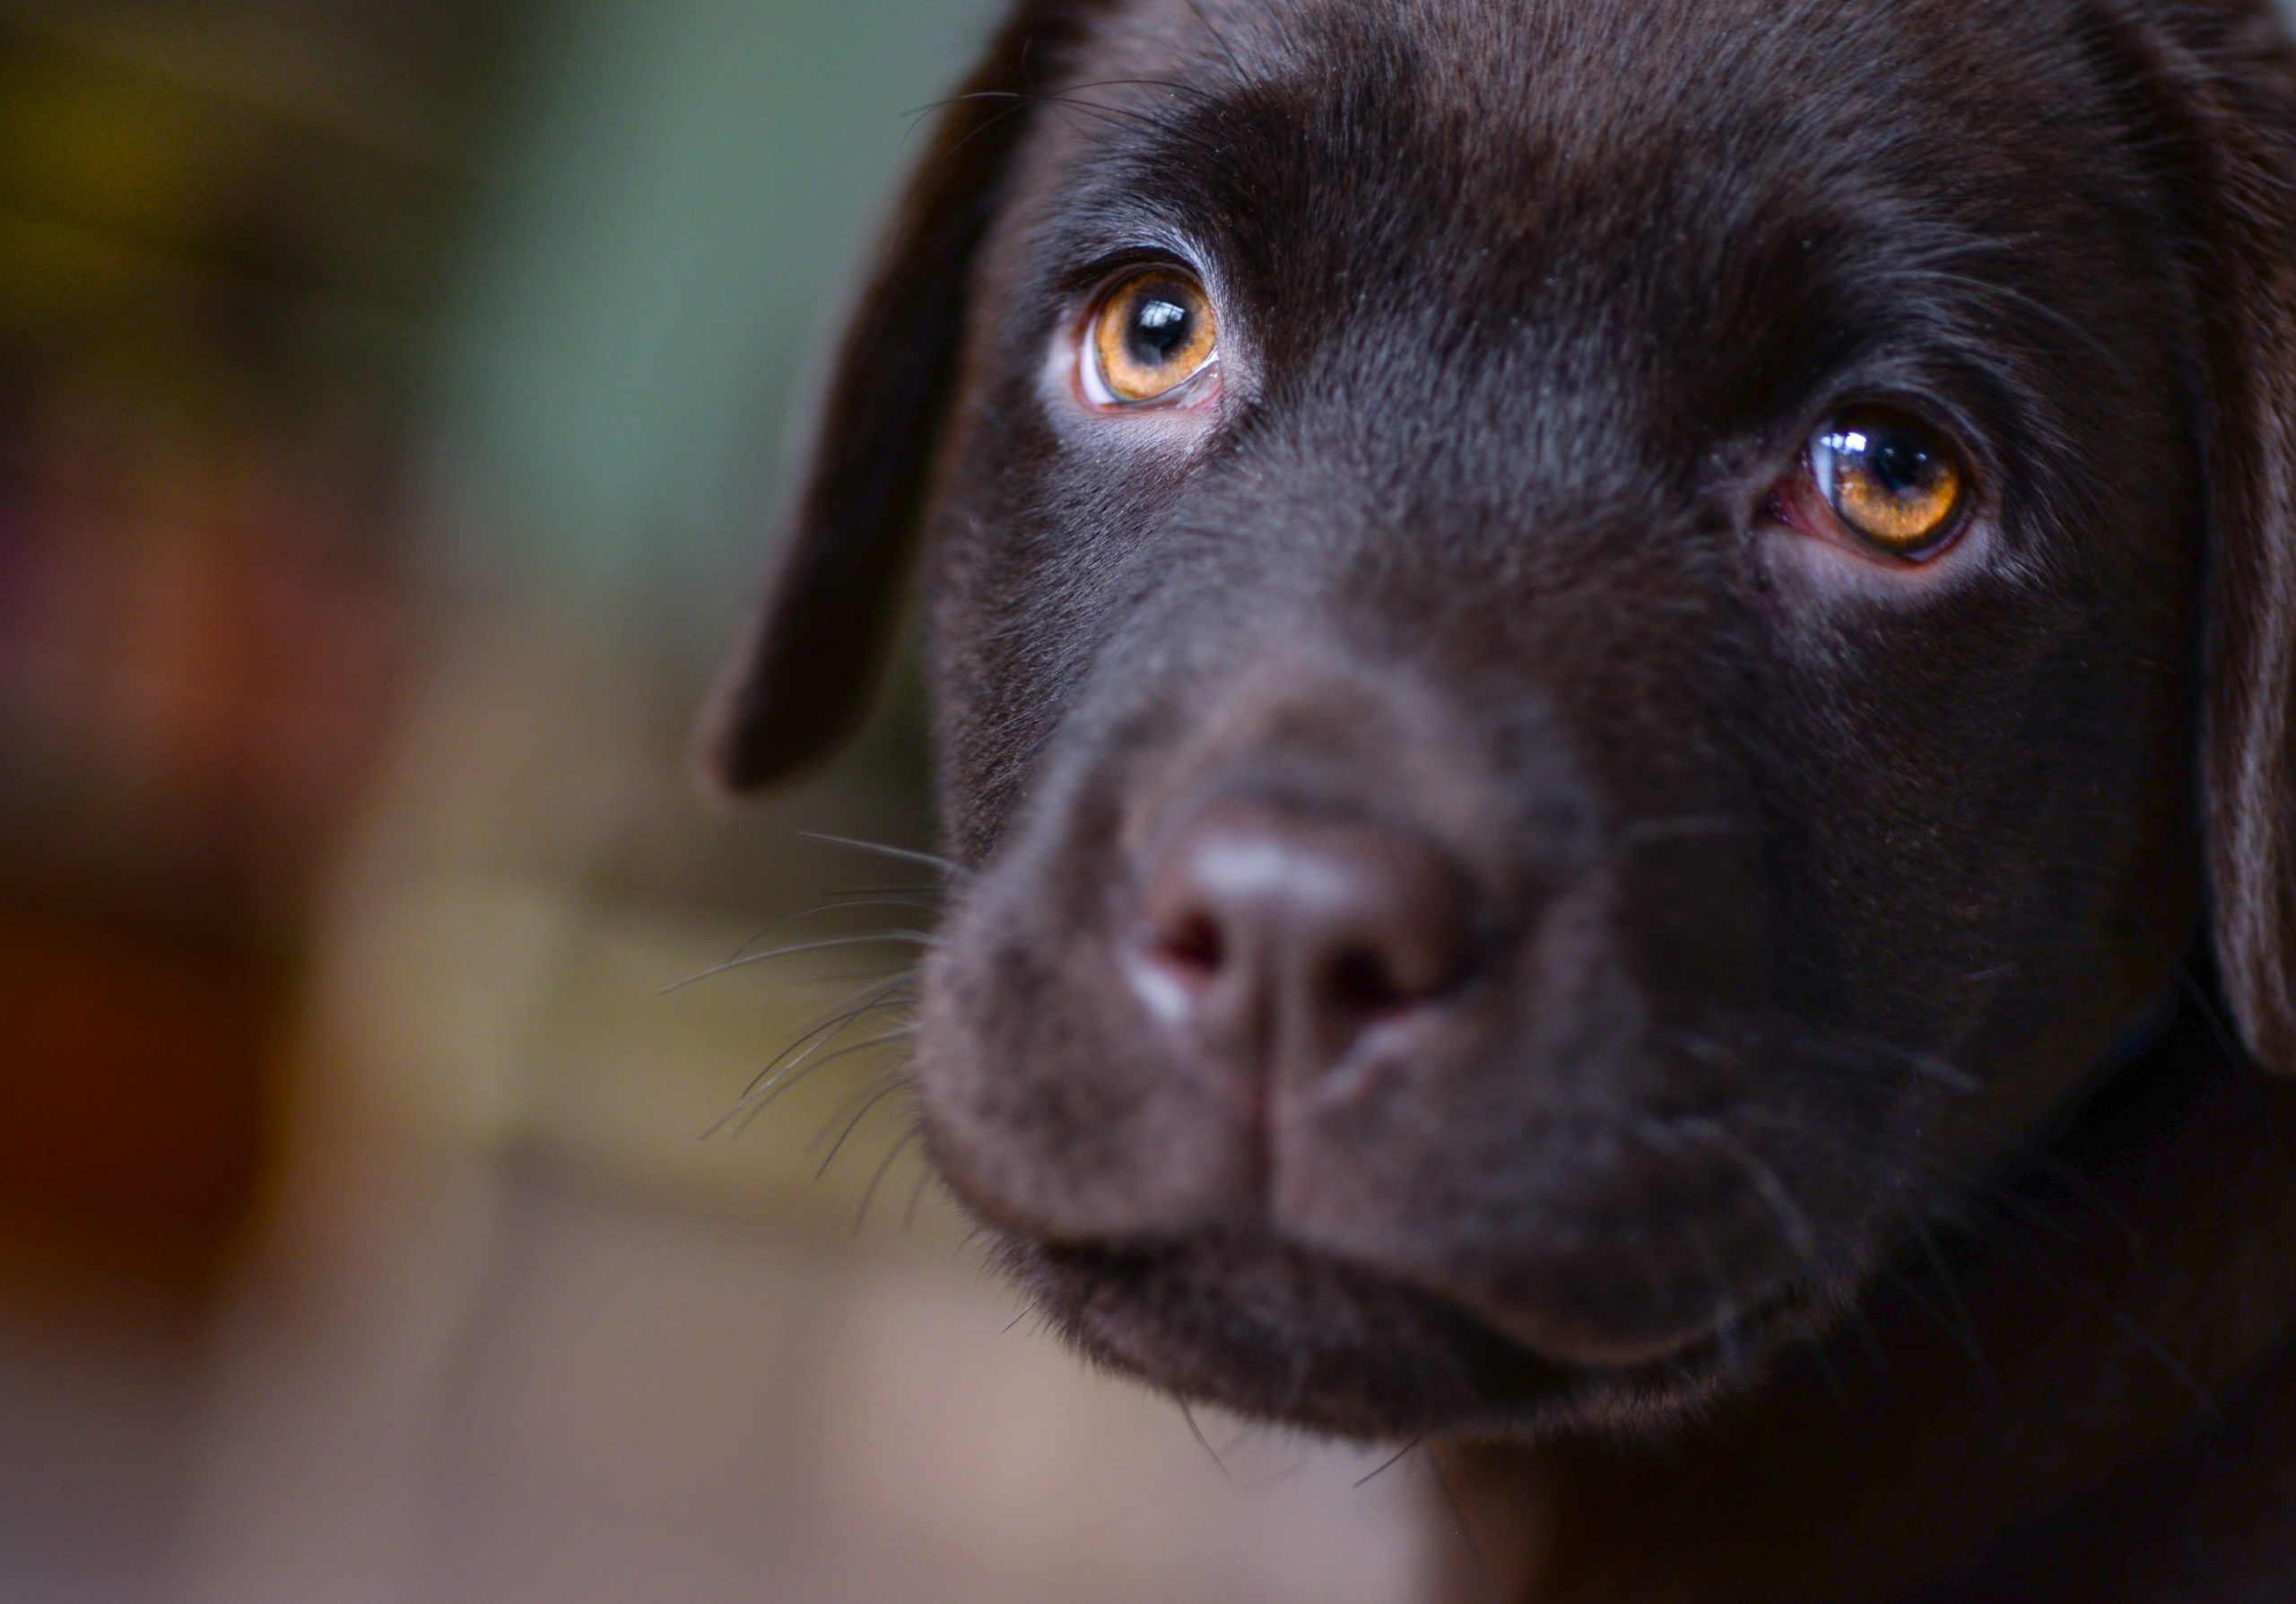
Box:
[1807,407,1969,557]
[1084,268,1219,407]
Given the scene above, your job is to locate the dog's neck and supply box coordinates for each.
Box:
[1444,988,2296,1603]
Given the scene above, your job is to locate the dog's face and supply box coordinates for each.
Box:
[709,0,2296,1440]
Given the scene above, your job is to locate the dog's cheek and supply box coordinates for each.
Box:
[920,318,1208,864]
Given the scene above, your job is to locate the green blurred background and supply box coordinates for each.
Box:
[0,3,1426,1600]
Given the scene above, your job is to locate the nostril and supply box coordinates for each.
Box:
[1326,945,1410,1016]
[1154,910,1227,981]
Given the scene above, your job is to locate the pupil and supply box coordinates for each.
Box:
[1866,431,1938,498]
[1126,296,1193,366]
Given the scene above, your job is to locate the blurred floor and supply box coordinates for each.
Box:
[173,1161,1431,1604]
[0,1271,208,1604]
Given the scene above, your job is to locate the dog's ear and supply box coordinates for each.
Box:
[2151,4,2296,1070]
[699,2,1097,794]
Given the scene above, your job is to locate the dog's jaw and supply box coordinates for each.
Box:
[996,1227,1832,1441]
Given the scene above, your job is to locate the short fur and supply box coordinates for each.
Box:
[705,0,2296,1596]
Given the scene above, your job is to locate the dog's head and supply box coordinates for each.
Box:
[706,0,2296,1439]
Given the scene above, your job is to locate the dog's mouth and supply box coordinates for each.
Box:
[1001,1225,1822,1441]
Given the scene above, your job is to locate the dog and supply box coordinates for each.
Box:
[701,0,2296,1596]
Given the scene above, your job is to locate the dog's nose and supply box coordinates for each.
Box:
[1130,799,1469,1082]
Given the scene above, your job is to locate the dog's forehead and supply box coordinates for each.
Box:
[1095,0,2052,107]
[1051,0,2127,228]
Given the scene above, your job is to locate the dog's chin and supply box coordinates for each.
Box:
[998,1227,1815,1442]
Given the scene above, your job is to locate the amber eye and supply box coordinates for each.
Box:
[1810,408,1969,555]
[1088,268,1218,405]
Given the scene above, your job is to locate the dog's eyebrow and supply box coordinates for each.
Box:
[1037,78,1272,208]
[1013,94,1277,293]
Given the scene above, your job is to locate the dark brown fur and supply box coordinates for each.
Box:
[706,0,2296,1595]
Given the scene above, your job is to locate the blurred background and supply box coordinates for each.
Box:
[0,2,1431,1600]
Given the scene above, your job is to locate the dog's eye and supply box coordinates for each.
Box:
[1087,269,1219,406]
[1808,408,1968,556]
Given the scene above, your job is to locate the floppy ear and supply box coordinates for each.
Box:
[2148,3,2296,1070]
[700,0,1099,794]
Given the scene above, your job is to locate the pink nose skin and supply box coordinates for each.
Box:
[1128,798,1472,1088]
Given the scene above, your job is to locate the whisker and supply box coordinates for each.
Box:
[1352,1433,1427,1489]
[939,94,1037,160]
[1928,1163,2088,1249]
[1955,963,2021,988]
[1666,1114,1819,1261]
[767,960,918,1048]
[720,894,944,964]
[709,1012,915,1139]
[1182,0,1251,82]
[1177,1400,1231,1478]
[2014,1149,2144,1258]
[1709,1103,2085,1249]
[904,1164,938,1232]
[856,1125,922,1234]
[1655,1016,1981,1099]
[1059,74,1220,101]
[1674,1213,1748,1375]
[663,931,935,995]
[788,963,926,989]
[1802,1032,1982,1096]
[809,1027,918,1070]
[903,87,1028,123]
[735,979,913,1107]
[1883,262,2137,383]
[806,1058,916,1152]
[741,975,918,1093]
[1426,1445,1505,1604]
[1902,1217,1999,1389]
[813,1074,912,1181]
[820,885,945,906]
[1976,1214,2221,1425]
[795,830,963,878]
[775,1034,917,1141]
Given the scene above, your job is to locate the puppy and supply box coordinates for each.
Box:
[704,0,2296,1597]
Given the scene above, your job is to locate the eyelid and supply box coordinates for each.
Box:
[1060,229,1217,292]
[1079,348,1222,410]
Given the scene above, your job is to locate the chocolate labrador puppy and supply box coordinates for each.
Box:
[704,0,2296,1596]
